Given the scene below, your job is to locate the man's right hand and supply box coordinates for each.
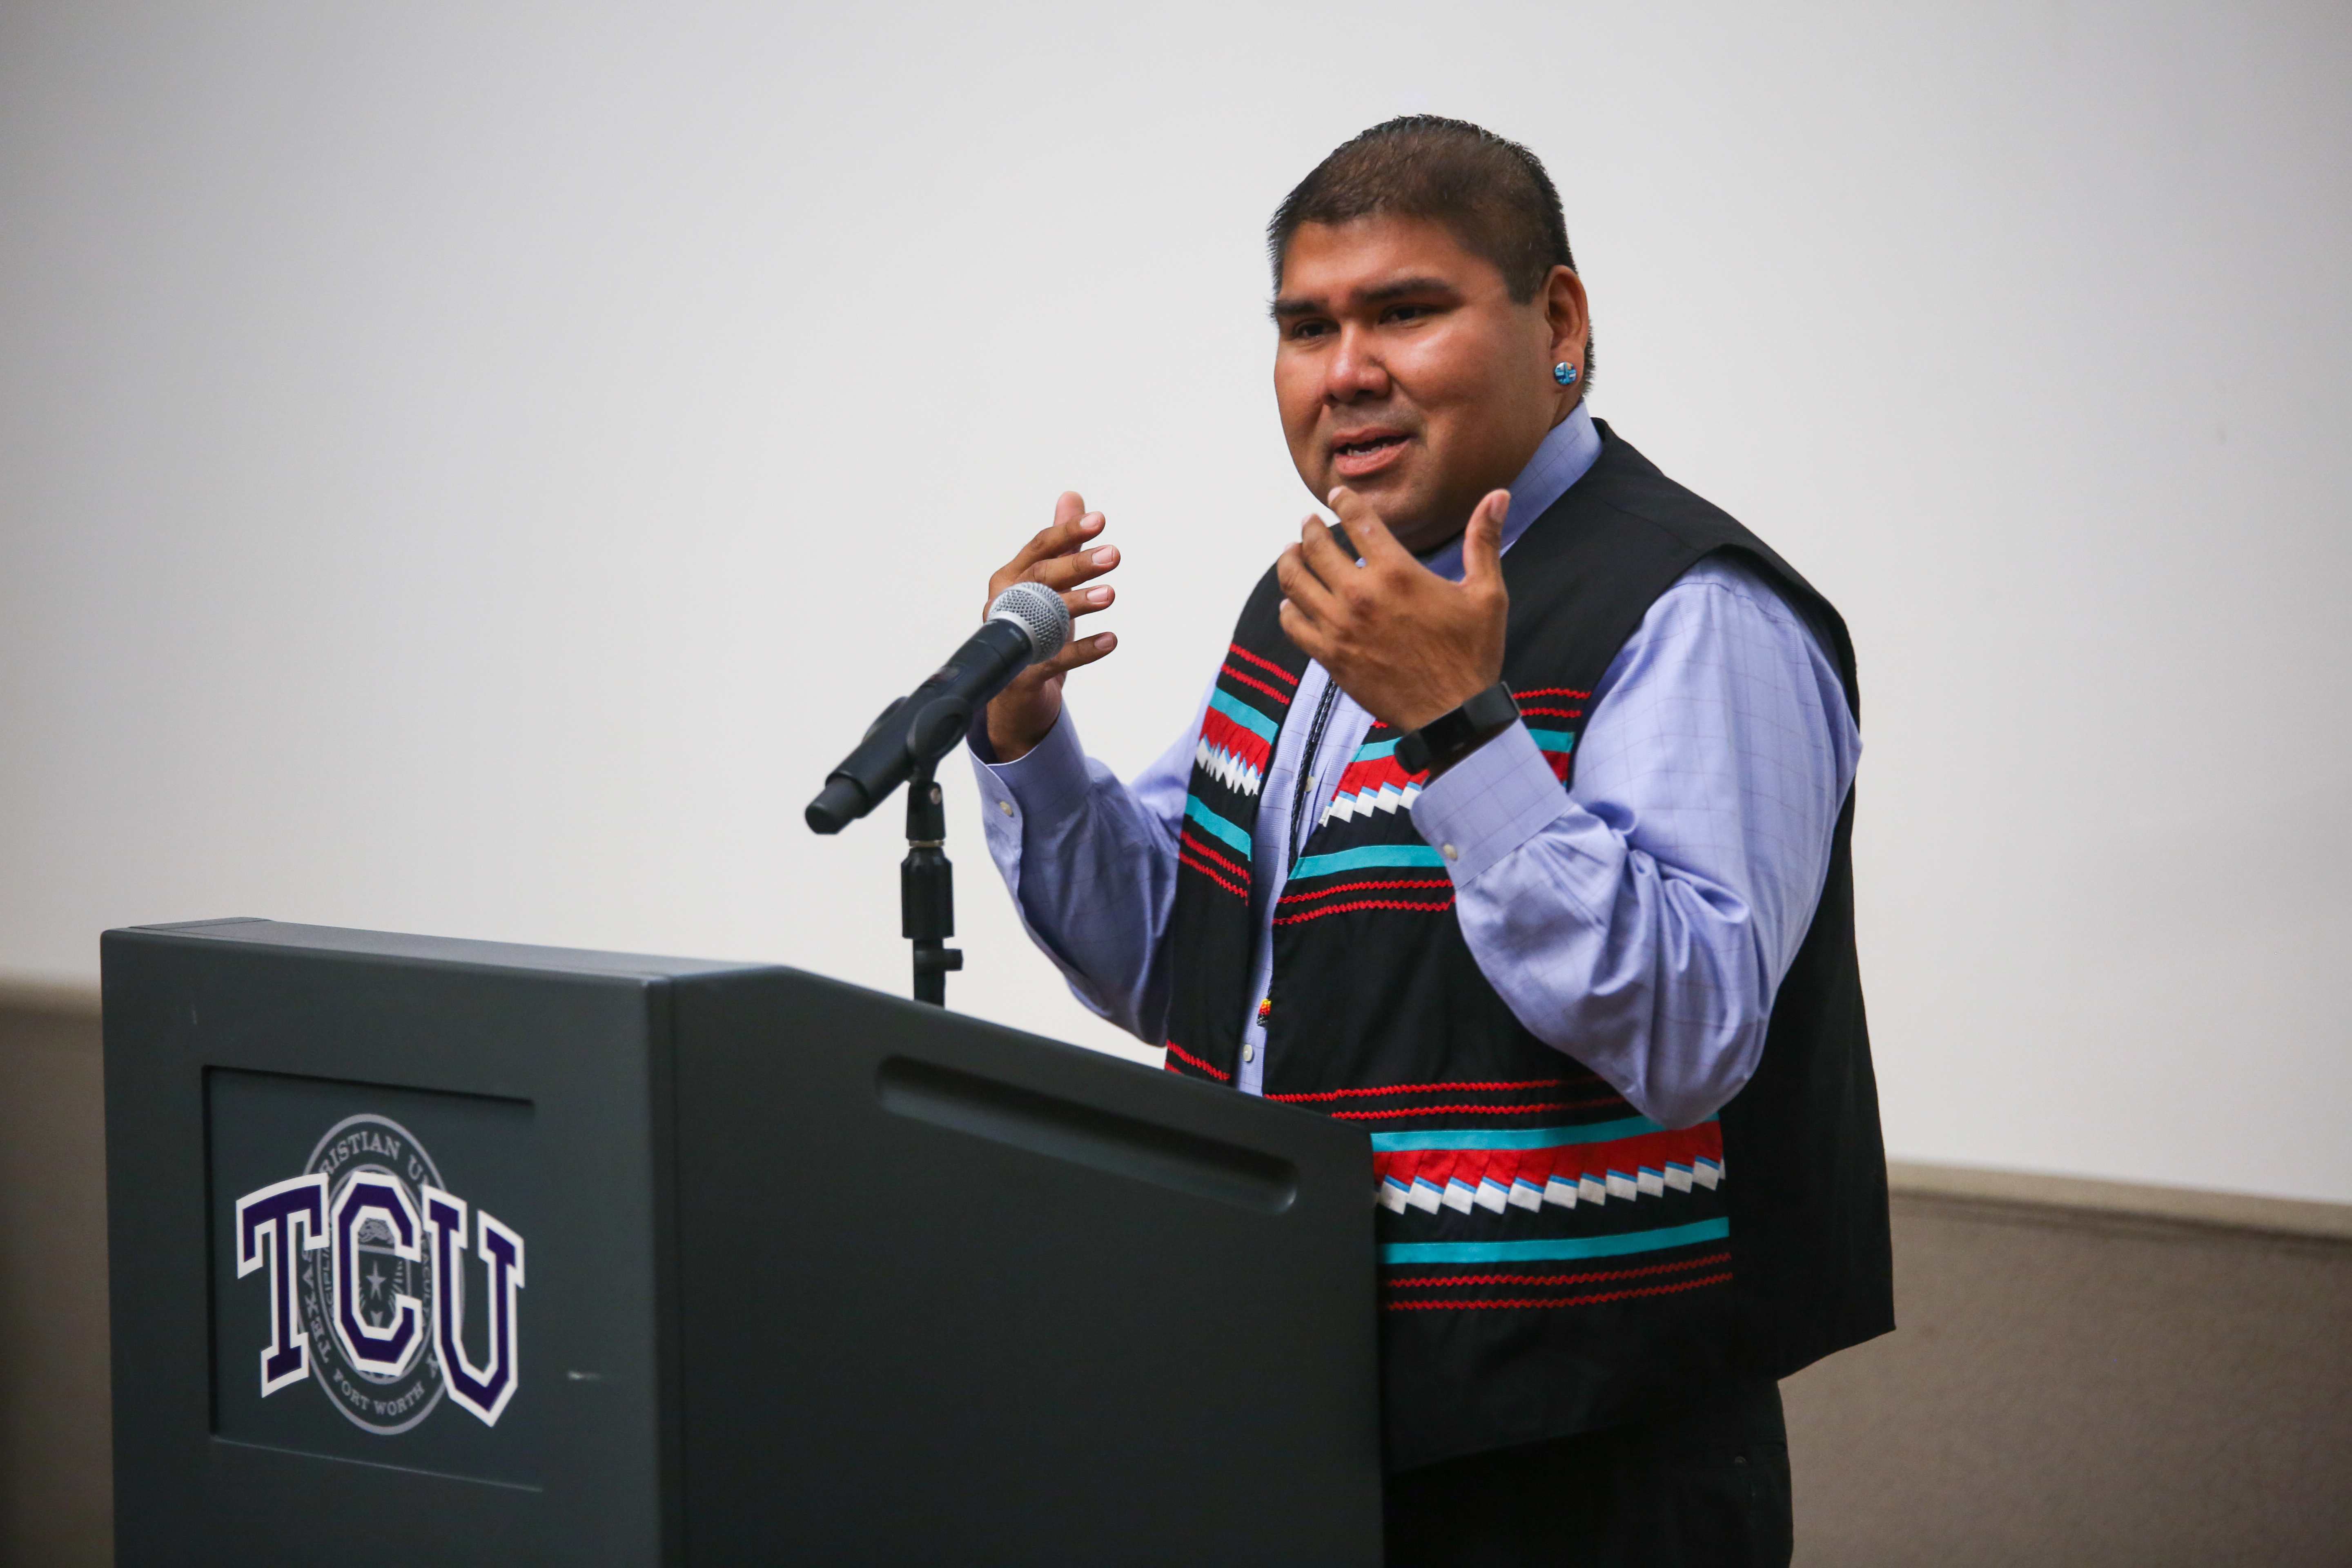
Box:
[983,491,1123,762]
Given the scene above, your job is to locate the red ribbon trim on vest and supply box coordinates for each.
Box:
[1225,643,1299,685]
[1381,1270,1733,1312]
[1178,831,1248,882]
[1218,664,1294,707]
[1176,851,1247,900]
[1327,1096,1625,1120]
[1276,877,1452,906]
[1384,1251,1731,1291]
[1272,895,1455,926]
[1264,1075,1598,1104]
[1163,1041,1232,1081]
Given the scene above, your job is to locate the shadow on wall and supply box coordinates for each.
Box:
[0,993,2347,1566]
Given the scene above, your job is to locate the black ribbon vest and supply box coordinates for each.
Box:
[1165,423,1894,1470]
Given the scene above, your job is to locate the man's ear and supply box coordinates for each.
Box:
[1545,265,1590,362]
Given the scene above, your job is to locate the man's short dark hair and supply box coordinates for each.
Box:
[1268,116,1589,376]
[1269,116,1578,301]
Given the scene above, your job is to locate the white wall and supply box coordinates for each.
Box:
[2,2,2346,1203]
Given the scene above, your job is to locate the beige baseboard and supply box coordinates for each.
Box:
[1890,1158,2352,1243]
[0,977,100,1018]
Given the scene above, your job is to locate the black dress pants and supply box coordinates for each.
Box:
[1381,1381,1792,1568]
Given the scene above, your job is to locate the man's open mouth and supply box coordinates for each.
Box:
[1334,434,1407,459]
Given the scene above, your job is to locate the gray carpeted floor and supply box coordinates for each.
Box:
[3,993,2347,1565]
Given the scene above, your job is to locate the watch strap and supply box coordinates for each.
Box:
[1395,682,1520,777]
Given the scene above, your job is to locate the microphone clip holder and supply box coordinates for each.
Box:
[893,697,969,1007]
[901,752,962,1008]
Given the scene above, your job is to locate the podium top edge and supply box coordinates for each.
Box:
[106,918,784,984]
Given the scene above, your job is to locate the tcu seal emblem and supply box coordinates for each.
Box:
[233,1114,524,1431]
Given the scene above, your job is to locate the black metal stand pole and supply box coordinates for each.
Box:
[901,757,961,1006]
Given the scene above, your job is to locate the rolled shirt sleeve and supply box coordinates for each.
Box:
[1409,556,1861,1129]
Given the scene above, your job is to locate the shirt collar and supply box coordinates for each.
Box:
[1416,401,1602,582]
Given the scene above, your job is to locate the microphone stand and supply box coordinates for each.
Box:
[900,754,961,1007]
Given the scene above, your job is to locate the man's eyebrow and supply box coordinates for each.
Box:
[1358,275,1462,305]
[1268,276,1464,321]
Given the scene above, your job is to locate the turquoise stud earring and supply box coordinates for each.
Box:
[1553,361,1579,386]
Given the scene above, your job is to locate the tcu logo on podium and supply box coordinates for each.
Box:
[232,1114,525,1432]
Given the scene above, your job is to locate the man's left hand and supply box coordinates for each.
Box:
[1276,486,1512,733]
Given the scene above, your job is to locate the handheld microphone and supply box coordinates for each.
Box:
[805,581,1072,834]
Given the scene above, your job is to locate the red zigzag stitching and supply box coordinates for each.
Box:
[1226,644,1299,685]
[1273,895,1454,926]
[1178,831,1247,881]
[1278,877,1451,906]
[1383,1271,1733,1312]
[1163,1041,1231,1082]
[1329,1094,1628,1120]
[1267,1076,1594,1102]
[1220,665,1292,706]
[1177,853,1246,899]
[1385,1252,1730,1291]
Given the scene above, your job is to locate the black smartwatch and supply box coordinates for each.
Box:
[1395,682,1520,777]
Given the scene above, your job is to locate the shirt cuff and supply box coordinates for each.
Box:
[1409,720,1573,886]
[971,703,1094,844]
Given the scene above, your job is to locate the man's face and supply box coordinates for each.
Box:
[1273,215,1576,553]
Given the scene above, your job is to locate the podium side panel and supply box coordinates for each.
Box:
[671,967,1383,1568]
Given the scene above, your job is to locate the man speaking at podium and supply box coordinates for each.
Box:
[967,118,1892,1567]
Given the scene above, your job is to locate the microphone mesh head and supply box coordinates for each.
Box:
[987,580,1071,664]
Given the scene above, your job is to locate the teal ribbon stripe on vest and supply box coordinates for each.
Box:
[1382,1216,1731,1265]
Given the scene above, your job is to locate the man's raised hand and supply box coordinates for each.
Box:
[983,491,1123,762]
[1276,486,1510,734]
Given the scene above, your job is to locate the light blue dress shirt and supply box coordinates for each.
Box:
[969,406,1860,1129]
